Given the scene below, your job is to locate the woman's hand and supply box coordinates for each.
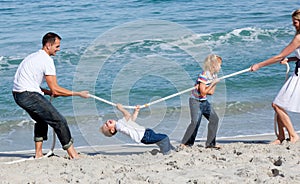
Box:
[250,63,260,72]
[280,57,288,64]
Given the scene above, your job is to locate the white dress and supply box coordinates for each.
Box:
[273,48,300,113]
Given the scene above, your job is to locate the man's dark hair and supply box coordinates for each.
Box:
[42,32,61,46]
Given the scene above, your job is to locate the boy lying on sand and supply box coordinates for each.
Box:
[100,104,174,155]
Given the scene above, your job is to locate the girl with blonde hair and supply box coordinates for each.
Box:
[179,54,222,149]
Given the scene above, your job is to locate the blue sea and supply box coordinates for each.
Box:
[1,0,300,152]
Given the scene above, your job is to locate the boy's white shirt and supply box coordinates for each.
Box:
[115,117,146,143]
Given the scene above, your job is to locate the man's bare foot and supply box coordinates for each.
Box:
[67,145,80,159]
[270,139,283,145]
[34,153,44,159]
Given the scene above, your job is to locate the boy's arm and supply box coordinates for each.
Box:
[132,105,140,122]
[116,104,131,121]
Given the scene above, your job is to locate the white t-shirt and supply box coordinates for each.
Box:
[13,50,56,94]
[115,117,146,143]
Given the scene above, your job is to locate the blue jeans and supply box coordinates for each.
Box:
[13,91,74,150]
[181,98,219,147]
[141,128,174,155]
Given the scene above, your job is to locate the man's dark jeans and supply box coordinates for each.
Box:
[13,91,73,150]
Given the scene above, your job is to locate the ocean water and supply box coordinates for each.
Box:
[1,0,300,152]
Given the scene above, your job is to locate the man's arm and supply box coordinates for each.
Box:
[116,104,131,121]
[45,75,89,98]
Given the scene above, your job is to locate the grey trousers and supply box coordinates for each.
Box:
[181,98,219,147]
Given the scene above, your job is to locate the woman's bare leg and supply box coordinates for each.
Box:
[273,103,299,143]
[270,113,285,145]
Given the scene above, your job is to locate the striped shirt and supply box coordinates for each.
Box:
[190,71,216,101]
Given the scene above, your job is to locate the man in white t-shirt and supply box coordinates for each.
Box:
[12,32,89,159]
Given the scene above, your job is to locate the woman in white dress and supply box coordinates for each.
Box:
[251,9,300,144]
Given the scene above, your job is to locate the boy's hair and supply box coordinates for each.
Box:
[99,125,117,137]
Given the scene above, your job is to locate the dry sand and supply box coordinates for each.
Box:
[1,134,300,184]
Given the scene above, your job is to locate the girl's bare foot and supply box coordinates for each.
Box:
[175,144,189,152]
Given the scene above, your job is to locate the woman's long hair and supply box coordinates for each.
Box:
[292,9,300,35]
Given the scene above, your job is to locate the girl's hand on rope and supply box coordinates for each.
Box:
[212,78,220,85]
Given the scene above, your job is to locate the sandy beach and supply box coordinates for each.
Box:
[1,134,300,184]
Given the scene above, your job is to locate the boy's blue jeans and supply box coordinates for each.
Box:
[141,128,173,155]
[181,98,219,147]
[13,91,74,150]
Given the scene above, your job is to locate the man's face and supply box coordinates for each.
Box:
[48,38,60,56]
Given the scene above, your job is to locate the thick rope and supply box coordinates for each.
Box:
[89,67,251,109]
[274,63,290,138]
